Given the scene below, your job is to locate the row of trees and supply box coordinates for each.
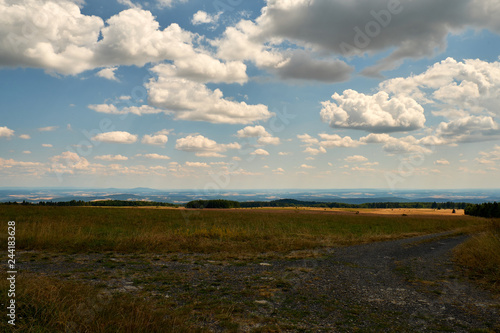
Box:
[1,200,177,207]
[185,200,240,209]
[464,202,500,218]
[240,199,467,210]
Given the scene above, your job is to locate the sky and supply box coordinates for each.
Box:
[1,0,500,190]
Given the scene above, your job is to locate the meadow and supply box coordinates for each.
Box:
[0,206,488,255]
[0,206,497,332]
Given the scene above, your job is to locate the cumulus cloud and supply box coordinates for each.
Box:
[381,58,500,118]
[300,164,315,169]
[360,133,431,154]
[141,130,169,146]
[137,153,170,160]
[19,134,31,139]
[0,126,14,138]
[434,159,450,165]
[185,161,210,168]
[297,134,319,146]
[318,134,364,148]
[303,147,326,156]
[147,67,271,124]
[273,167,285,174]
[175,135,241,157]
[320,90,425,133]
[237,125,280,145]
[41,144,53,148]
[150,60,247,86]
[250,149,270,156]
[244,0,500,76]
[345,155,368,163]
[50,151,90,174]
[95,154,128,161]
[257,136,280,145]
[192,10,220,25]
[476,145,500,165]
[88,104,166,116]
[0,2,245,82]
[91,131,138,144]
[214,19,353,82]
[95,67,118,81]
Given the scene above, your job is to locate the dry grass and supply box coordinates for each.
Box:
[454,219,500,294]
[0,273,194,333]
[0,206,488,256]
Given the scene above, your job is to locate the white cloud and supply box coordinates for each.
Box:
[22,151,31,154]
[150,59,247,86]
[237,125,280,145]
[318,134,363,148]
[138,153,170,160]
[297,134,319,146]
[19,134,31,140]
[273,167,285,174]
[303,147,326,156]
[278,152,291,156]
[192,10,220,25]
[95,154,128,161]
[175,135,241,157]
[214,19,353,82]
[147,71,271,124]
[250,149,269,156]
[0,126,14,138]
[476,145,500,165]
[91,131,138,144]
[185,161,210,168]
[257,136,280,145]
[300,164,315,169]
[38,126,58,132]
[96,67,119,81]
[320,90,425,133]
[0,3,244,81]
[50,151,90,174]
[434,159,450,165]
[237,125,269,138]
[42,144,53,148]
[360,133,431,155]
[88,104,166,116]
[141,130,169,146]
[345,155,368,163]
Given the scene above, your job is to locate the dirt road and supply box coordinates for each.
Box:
[20,232,499,332]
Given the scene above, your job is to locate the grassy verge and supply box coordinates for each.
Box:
[0,273,195,332]
[453,219,500,294]
[0,206,487,255]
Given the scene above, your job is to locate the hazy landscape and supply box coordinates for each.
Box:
[2,0,500,331]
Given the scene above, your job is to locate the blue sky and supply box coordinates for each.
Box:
[1,0,500,190]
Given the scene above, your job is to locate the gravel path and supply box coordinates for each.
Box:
[20,232,500,332]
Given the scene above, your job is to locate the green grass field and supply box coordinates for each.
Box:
[0,206,489,255]
[0,206,497,332]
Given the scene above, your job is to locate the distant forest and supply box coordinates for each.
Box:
[0,200,177,207]
[464,202,500,218]
[4,199,500,216]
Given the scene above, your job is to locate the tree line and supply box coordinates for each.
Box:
[239,199,468,210]
[1,200,177,207]
[185,199,240,209]
[464,202,500,218]
[0,198,479,210]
